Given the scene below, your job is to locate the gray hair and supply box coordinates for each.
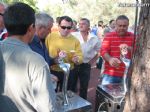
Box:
[0,2,7,9]
[35,12,53,27]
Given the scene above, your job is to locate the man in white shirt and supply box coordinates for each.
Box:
[72,18,101,99]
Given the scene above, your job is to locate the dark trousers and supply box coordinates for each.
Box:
[51,69,76,92]
[74,63,91,99]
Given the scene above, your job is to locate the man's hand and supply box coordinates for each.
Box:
[53,56,59,64]
[72,55,79,64]
[108,57,121,68]
[51,74,58,82]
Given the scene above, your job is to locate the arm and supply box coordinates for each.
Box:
[100,36,120,68]
[72,40,83,64]
[103,53,121,68]
[88,53,99,65]
[48,56,55,66]
[45,34,50,53]
[89,38,101,65]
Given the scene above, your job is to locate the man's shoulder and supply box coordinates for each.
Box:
[50,32,59,36]
[29,36,38,45]
[1,39,46,66]
[46,32,59,39]
[26,49,47,66]
[126,32,134,37]
[105,32,117,38]
[71,31,80,37]
[70,32,79,39]
[89,33,99,41]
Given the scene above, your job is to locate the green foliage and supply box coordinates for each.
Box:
[2,0,136,26]
[2,0,38,11]
[40,0,136,26]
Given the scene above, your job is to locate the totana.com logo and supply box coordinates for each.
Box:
[118,3,150,7]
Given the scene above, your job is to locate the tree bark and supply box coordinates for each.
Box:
[123,0,150,112]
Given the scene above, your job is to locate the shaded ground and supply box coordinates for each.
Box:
[55,63,100,111]
[87,68,100,112]
[76,67,101,112]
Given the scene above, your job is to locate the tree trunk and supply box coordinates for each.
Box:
[123,0,150,112]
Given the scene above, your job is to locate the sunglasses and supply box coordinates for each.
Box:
[60,26,72,30]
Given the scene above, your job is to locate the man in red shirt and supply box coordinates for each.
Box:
[100,15,134,85]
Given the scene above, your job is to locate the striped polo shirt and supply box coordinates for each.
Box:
[100,32,134,77]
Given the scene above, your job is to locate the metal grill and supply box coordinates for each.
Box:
[95,84,125,112]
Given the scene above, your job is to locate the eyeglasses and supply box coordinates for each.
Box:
[60,26,72,30]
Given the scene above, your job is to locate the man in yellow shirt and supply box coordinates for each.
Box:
[45,16,83,92]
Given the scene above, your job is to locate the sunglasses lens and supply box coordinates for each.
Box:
[61,26,72,30]
[60,26,66,29]
[67,27,72,30]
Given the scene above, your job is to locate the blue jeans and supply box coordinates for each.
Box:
[101,74,123,85]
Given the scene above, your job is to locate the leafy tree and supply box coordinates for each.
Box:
[2,0,38,11]
[123,0,150,111]
[45,0,136,26]
[2,0,136,26]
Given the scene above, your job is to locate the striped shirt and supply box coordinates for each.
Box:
[100,32,134,77]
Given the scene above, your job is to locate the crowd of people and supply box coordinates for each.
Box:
[0,2,135,112]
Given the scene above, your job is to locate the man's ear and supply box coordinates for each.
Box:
[28,24,35,32]
[26,24,35,42]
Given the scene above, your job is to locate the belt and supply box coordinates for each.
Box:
[80,63,90,66]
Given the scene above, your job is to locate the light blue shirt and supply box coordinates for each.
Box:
[0,37,56,112]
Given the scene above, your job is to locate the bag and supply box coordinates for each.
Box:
[96,56,103,70]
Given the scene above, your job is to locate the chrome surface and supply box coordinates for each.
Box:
[95,84,125,112]
[120,50,131,93]
[57,58,92,111]
[121,57,130,93]
[58,59,70,106]
[56,91,92,112]
[99,84,125,102]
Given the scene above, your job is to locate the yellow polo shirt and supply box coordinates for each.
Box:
[45,32,83,71]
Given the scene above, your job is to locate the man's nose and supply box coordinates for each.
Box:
[120,26,125,30]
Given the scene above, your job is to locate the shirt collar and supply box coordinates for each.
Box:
[33,35,41,43]
[4,37,30,49]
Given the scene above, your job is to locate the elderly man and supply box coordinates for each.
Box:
[29,13,58,86]
[100,15,134,85]
[45,16,83,92]
[0,2,56,112]
[29,13,55,66]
